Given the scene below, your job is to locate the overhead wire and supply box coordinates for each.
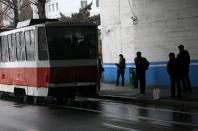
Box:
[118,0,123,54]
[127,0,136,16]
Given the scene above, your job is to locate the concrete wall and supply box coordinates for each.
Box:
[100,0,198,86]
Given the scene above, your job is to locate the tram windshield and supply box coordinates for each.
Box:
[45,26,97,60]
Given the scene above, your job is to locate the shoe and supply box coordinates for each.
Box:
[121,84,124,86]
[182,89,187,93]
[116,84,119,86]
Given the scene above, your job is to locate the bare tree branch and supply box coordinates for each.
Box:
[18,1,31,10]
[28,0,38,6]
[0,0,14,9]
[0,0,48,26]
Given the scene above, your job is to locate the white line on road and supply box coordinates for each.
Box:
[44,103,102,113]
[103,123,138,131]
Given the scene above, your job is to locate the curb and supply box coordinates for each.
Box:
[98,95,198,108]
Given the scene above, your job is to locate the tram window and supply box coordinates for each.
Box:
[46,27,97,60]
[16,33,20,60]
[2,36,9,62]
[8,34,16,62]
[16,32,26,61]
[11,34,17,61]
[38,27,48,60]
[25,30,35,61]
[0,37,2,62]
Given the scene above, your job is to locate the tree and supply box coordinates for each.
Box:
[1,0,20,26]
[0,0,48,27]
[59,3,100,25]
[19,0,33,22]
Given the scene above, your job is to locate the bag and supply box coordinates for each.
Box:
[153,87,160,100]
[100,66,104,72]
[142,58,150,70]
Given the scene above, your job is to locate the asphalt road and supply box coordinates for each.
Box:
[0,97,197,131]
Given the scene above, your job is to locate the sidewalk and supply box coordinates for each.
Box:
[99,82,198,108]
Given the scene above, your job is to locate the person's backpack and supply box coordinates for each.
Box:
[142,58,150,70]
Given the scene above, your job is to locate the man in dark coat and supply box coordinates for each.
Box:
[98,57,104,89]
[167,53,182,98]
[98,57,104,78]
[115,54,126,86]
[177,45,192,94]
[134,52,149,94]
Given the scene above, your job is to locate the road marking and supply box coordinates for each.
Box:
[44,103,102,113]
[103,123,138,131]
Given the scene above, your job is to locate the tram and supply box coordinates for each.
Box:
[0,19,99,100]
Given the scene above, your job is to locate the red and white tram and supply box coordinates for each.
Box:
[0,19,99,100]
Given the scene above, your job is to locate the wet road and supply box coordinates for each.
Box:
[0,98,198,131]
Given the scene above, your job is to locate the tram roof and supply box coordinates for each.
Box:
[45,21,98,27]
[16,19,97,29]
[0,20,98,35]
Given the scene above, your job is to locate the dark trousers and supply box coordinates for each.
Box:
[135,71,146,94]
[116,70,125,85]
[181,72,192,92]
[170,75,181,97]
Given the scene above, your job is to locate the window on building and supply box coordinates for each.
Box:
[56,3,58,11]
[96,0,99,7]
[49,4,51,12]
[52,4,54,11]
[81,0,87,8]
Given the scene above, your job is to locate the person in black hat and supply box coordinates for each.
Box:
[115,54,126,86]
[177,45,192,94]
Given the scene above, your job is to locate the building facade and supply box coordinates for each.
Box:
[3,0,100,26]
[45,0,100,19]
[100,0,198,86]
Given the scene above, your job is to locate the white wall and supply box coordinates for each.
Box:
[100,0,198,63]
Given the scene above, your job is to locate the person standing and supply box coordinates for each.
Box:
[115,54,126,86]
[177,45,192,94]
[134,52,150,94]
[98,57,104,89]
[98,57,104,78]
[167,53,182,98]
